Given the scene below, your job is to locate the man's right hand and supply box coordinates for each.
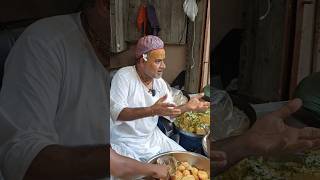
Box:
[150,95,181,117]
[211,150,227,169]
[150,164,169,179]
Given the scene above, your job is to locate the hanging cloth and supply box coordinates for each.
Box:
[137,4,147,35]
[146,4,160,36]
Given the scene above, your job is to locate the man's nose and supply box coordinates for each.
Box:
[160,61,166,69]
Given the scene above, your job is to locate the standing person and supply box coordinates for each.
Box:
[110,35,210,162]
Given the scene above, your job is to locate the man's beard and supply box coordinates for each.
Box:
[154,72,163,79]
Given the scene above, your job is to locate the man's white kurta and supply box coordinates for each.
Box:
[110,66,185,162]
[0,13,109,180]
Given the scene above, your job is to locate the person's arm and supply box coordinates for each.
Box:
[117,95,181,121]
[110,149,168,179]
[212,99,320,176]
[130,92,208,121]
[210,150,228,174]
[24,145,109,180]
[117,107,154,121]
[212,134,254,176]
[0,32,109,180]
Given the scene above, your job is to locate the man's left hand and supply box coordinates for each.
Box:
[185,93,210,112]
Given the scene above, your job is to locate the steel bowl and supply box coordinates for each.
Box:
[173,122,206,152]
[202,133,210,156]
[173,122,206,138]
[146,151,210,179]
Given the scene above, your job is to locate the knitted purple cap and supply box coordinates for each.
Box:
[135,35,164,59]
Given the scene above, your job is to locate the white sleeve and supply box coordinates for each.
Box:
[0,34,61,180]
[110,71,130,125]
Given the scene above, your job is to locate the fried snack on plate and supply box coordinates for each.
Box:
[178,165,186,171]
[181,175,195,180]
[182,169,191,176]
[197,170,209,179]
[171,170,183,180]
[191,167,198,176]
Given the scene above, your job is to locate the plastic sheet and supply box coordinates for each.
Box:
[211,89,250,141]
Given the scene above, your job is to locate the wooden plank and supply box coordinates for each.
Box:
[239,0,292,101]
[184,0,207,93]
[278,0,296,100]
[126,0,142,41]
[118,0,127,52]
[110,0,127,53]
[200,0,210,89]
[312,0,320,72]
[239,0,290,101]
[110,0,116,52]
[290,0,305,97]
[297,0,315,81]
[170,0,186,44]
[158,0,172,43]
[252,0,287,100]
[290,0,315,97]
[123,0,129,41]
[125,0,186,44]
[238,0,259,98]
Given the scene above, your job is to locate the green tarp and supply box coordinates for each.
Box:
[294,72,320,119]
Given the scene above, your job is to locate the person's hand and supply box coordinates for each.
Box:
[244,98,320,156]
[150,164,168,179]
[185,93,210,112]
[211,150,227,169]
[150,95,181,117]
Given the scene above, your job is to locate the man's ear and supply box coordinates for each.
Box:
[137,58,143,64]
[137,57,146,65]
[96,0,108,18]
[142,54,148,61]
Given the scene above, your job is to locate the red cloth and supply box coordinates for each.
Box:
[137,5,147,35]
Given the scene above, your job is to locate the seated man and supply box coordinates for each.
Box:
[110,35,209,161]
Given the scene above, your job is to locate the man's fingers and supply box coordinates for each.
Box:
[192,93,205,99]
[169,108,181,115]
[285,140,313,153]
[211,151,227,168]
[212,160,227,169]
[202,102,210,108]
[211,151,227,161]
[199,101,210,107]
[197,107,209,113]
[162,103,176,107]
[299,127,320,139]
[162,106,181,116]
[270,98,302,119]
